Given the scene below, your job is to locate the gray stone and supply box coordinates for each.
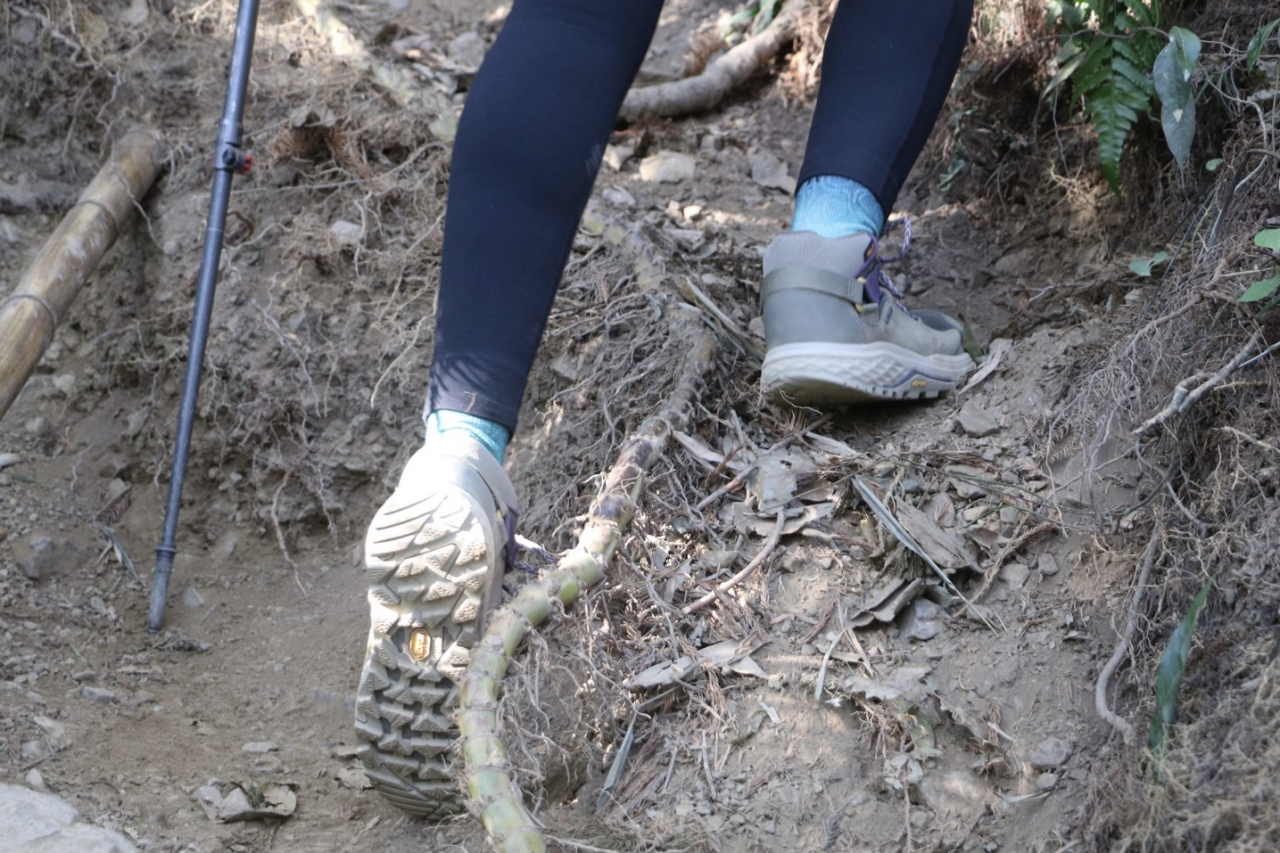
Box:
[999,562,1030,590]
[899,598,943,642]
[446,31,486,71]
[23,770,44,791]
[1038,552,1061,576]
[15,537,57,581]
[0,783,139,852]
[601,186,635,206]
[638,151,697,183]
[957,400,1001,438]
[1030,737,1073,770]
[81,686,117,704]
[1035,772,1059,791]
[748,153,796,193]
[182,587,205,609]
[241,741,278,754]
[328,220,363,247]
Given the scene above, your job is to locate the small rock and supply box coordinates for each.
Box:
[899,598,943,642]
[947,465,989,498]
[601,186,635,206]
[25,417,49,436]
[999,562,1030,590]
[0,453,20,470]
[1029,737,1073,770]
[329,220,364,247]
[1036,772,1059,791]
[1038,552,1061,576]
[957,400,1001,438]
[32,716,65,742]
[182,587,206,609]
[241,741,279,754]
[446,31,486,71]
[21,741,44,761]
[81,686,118,704]
[602,144,634,171]
[748,153,796,193]
[638,151,697,183]
[0,783,140,851]
[15,536,58,581]
[25,769,46,790]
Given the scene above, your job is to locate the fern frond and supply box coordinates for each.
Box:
[1048,0,1164,195]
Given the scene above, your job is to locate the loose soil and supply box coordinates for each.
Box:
[3,1,1272,852]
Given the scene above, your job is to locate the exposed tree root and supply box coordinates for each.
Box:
[456,303,718,853]
[1095,528,1159,745]
[619,0,809,122]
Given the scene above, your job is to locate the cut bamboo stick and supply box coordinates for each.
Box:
[457,303,718,853]
[0,126,167,422]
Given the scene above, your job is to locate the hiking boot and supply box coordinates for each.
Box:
[354,434,519,818]
[760,230,975,405]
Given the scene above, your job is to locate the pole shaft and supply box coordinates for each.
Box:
[148,0,261,633]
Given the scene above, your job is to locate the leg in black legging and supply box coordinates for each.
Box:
[426,0,664,433]
[797,0,973,212]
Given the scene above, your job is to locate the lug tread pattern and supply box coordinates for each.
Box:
[355,475,499,819]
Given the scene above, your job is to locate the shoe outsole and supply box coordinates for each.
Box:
[761,341,974,405]
[355,482,499,819]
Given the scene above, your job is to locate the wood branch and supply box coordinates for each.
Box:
[456,303,718,853]
[0,126,167,422]
[619,0,809,122]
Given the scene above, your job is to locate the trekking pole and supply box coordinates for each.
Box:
[148,0,260,633]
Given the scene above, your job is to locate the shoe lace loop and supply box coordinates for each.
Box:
[859,217,911,303]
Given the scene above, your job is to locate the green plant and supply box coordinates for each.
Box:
[1238,228,1280,308]
[1045,1,1202,195]
[1149,576,1212,770]
[1128,249,1168,277]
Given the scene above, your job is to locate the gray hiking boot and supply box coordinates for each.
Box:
[760,230,975,404]
[355,434,519,818]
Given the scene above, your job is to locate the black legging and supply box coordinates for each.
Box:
[427,0,973,432]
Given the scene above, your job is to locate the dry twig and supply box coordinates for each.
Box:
[683,509,786,615]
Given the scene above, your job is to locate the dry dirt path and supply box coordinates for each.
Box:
[1,1,1145,851]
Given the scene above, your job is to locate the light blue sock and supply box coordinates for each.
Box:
[791,175,885,239]
[425,409,510,462]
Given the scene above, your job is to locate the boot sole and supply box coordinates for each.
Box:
[762,341,975,405]
[355,469,500,818]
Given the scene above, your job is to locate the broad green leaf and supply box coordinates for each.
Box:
[1255,229,1280,251]
[1129,250,1169,277]
[1154,28,1200,169]
[1240,273,1280,303]
[1205,158,1224,171]
[1149,577,1213,760]
[1247,19,1279,70]
[1160,95,1196,169]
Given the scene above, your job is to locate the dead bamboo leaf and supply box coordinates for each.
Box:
[893,499,979,571]
[959,338,1012,394]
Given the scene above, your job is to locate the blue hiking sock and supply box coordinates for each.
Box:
[791,175,885,239]
[425,409,510,462]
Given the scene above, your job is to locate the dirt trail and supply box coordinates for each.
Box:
[0,1,1167,852]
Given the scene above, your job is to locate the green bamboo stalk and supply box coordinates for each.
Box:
[457,303,717,853]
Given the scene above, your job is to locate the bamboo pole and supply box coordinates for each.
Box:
[457,303,718,853]
[0,126,167,422]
